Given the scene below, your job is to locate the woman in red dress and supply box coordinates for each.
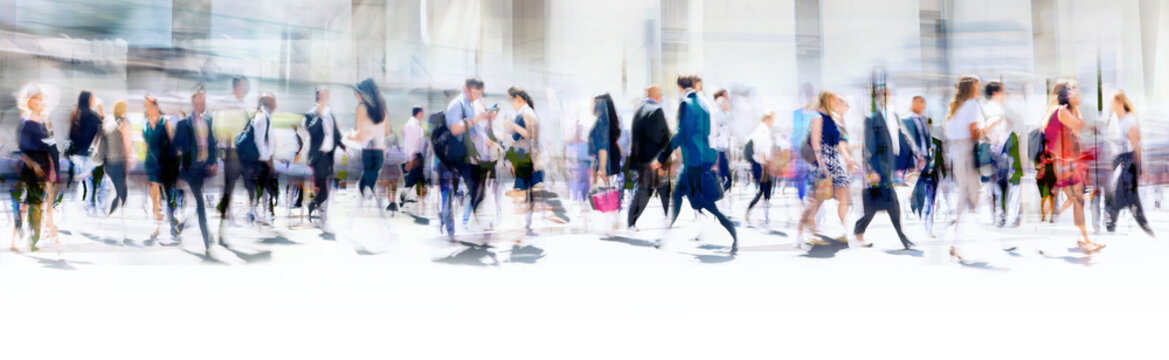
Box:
[1042,80,1101,253]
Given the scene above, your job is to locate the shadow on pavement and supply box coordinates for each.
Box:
[507,244,546,264]
[600,235,656,248]
[23,254,89,270]
[800,236,848,259]
[435,242,499,266]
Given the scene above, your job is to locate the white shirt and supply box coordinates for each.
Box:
[253,106,272,161]
[709,98,731,151]
[1116,113,1136,154]
[878,106,900,156]
[982,100,1008,145]
[403,115,424,158]
[944,99,983,141]
[749,122,773,165]
[314,105,336,153]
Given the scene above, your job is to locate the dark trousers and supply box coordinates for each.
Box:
[217,149,242,216]
[309,153,335,211]
[360,149,383,196]
[466,161,494,214]
[853,185,912,247]
[243,160,277,214]
[104,163,128,215]
[747,160,772,211]
[716,151,731,191]
[182,171,213,248]
[627,164,671,228]
[669,166,737,245]
[1107,152,1152,234]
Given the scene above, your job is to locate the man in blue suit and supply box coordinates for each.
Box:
[173,85,220,255]
[853,86,916,250]
[661,74,738,254]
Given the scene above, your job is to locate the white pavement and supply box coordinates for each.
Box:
[2,182,1167,358]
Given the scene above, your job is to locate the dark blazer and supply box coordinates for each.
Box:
[902,115,931,158]
[669,92,716,168]
[173,112,218,175]
[863,110,915,187]
[304,108,346,164]
[628,99,671,169]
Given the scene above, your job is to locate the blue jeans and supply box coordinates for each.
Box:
[438,162,465,235]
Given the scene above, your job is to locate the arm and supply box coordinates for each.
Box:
[254,114,271,161]
[120,121,134,165]
[1129,125,1142,172]
[1057,107,1084,132]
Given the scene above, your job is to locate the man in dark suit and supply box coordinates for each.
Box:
[304,87,346,225]
[903,96,940,237]
[626,85,672,230]
[854,86,916,249]
[173,85,219,254]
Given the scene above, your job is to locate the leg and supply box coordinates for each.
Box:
[627,169,653,228]
[852,205,876,238]
[703,201,737,251]
[187,176,212,250]
[886,197,912,248]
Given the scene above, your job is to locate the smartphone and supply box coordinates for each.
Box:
[488,104,499,112]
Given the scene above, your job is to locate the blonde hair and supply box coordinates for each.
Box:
[113,100,128,121]
[815,91,838,120]
[1112,89,1135,116]
[17,83,47,118]
[945,75,980,121]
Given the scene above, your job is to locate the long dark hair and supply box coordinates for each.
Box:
[508,86,534,110]
[71,90,93,128]
[355,78,387,125]
[594,93,619,146]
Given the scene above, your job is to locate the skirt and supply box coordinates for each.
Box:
[808,145,850,188]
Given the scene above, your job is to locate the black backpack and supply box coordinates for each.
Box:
[1028,128,1045,163]
[235,112,269,163]
[743,140,754,164]
[429,111,466,169]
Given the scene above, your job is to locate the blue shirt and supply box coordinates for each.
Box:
[443,93,474,148]
[671,90,716,167]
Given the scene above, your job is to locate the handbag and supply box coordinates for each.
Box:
[814,177,832,201]
[588,186,621,213]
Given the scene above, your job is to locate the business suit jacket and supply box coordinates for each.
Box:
[863,110,915,187]
[304,108,346,165]
[173,112,218,176]
[628,99,671,169]
[670,91,717,168]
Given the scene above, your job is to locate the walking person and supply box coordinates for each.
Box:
[436,78,486,239]
[14,84,56,252]
[589,93,623,233]
[1105,90,1154,237]
[461,97,503,231]
[348,78,391,213]
[626,86,672,231]
[172,85,220,254]
[65,90,105,216]
[943,75,992,261]
[304,87,346,227]
[982,81,1023,232]
[661,74,738,254]
[796,91,859,246]
[241,93,280,227]
[853,86,916,249]
[1042,80,1101,253]
[710,89,733,192]
[215,76,251,236]
[503,87,543,236]
[745,111,776,225]
[143,94,179,244]
[904,96,941,238]
[399,105,426,214]
[98,101,132,217]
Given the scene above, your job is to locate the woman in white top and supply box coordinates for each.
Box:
[942,75,983,262]
[347,78,391,208]
[1106,90,1154,237]
[505,87,542,236]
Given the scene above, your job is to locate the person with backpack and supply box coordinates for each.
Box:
[745,111,775,225]
[239,93,278,226]
[626,85,672,231]
[215,76,251,236]
[982,81,1023,232]
[436,78,488,239]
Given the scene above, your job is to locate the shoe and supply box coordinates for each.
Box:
[901,240,916,250]
[386,202,398,212]
[949,246,964,262]
[1002,246,1018,252]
